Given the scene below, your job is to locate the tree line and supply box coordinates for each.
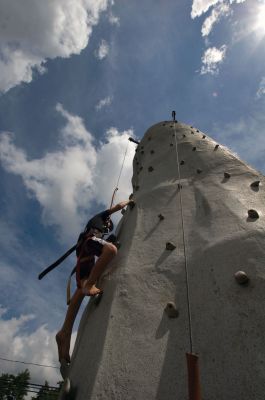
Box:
[0,370,61,399]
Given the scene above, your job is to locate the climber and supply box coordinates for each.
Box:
[56,198,135,366]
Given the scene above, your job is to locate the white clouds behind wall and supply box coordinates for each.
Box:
[191,0,248,75]
[256,77,265,99]
[201,3,231,36]
[0,306,75,386]
[0,0,110,92]
[95,96,113,110]
[94,39,110,60]
[0,104,134,244]
[201,45,227,74]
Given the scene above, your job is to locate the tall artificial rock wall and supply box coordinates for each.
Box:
[67,121,265,399]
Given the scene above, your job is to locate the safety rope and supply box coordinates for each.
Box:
[173,121,194,354]
[109,140,130,208]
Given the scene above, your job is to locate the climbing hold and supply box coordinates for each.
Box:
[180,160,185,165]
[129,200,135,209]
[191,131,194,134]
[197,169,202,174]
[251,180,260,188]
[178,183,182,189]
[128,138,140,144]
[163,123,166,126]
[234,271,249,285]
[148,137,152,141]
[192,147,197,151]
[150,150,154,154]
[183,134,186,138]
[202,135,206,139]
[191,126,193,128]
[62,377,71,394]
[170,143,174,147]
[170,125,173,128]
[165,302,179,318]
[121,209,126,215]
[166,242,176,251]
[60,359,70,380]
[129,137,140,144]
[141,150,144,154]
[196,129,199,132]
[119,289,128,297]
[248,209,259,219]
[214,144,219,150]
[140,166,143,171]
[136,162,139,165]
[94,292,103,306]
[141,146,144,149]
[148,166,154,172]
[158,214,165,220]
[135,185,140,191]
[224,172,231,179]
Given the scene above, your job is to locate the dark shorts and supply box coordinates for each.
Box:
[77,236,108,282]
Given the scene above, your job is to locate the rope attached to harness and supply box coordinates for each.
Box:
[172,114,202,398]
[172,118,194,352]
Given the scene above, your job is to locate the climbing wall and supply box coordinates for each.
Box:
[67,121,265,400]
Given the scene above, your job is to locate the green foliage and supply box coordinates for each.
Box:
[0,370,60,400]
[31,381,58,400]
[0,369,30,400]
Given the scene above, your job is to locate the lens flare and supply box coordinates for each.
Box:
[255,2,265,35]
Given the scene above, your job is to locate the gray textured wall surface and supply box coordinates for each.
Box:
[67,121,265,399]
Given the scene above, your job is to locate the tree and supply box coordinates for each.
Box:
[0,370,30,400]
[31,381,59,400]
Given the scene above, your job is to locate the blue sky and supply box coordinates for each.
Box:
[0,0,265,385]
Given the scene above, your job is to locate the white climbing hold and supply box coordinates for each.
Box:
[166,242,176,250]
[165,302,179,318]
[234,271,249,285]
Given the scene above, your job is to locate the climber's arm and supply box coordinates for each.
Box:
[109,199,135,215]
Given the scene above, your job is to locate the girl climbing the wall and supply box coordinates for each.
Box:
[55,198,135,369]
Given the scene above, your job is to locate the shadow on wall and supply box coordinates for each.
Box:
[154,261,190,400]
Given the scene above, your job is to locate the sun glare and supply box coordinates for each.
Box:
[255,3,265,35]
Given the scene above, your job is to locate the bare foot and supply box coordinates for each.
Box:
[82,283,102,296]
[56,331,71,364]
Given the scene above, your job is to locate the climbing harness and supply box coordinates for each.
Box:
[172,111,202,400]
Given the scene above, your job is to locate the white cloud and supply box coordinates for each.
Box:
[201,45,227,74]
[0,306,77,386]
[191,0,246,19]
[191,0,220,18]
[95,96,113,110]
[109,12,120,26]
[95,39,109,60]
[0,0,110,93]
[0,104,134,244]
[256,77,265,99]
[201,2,231,36]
